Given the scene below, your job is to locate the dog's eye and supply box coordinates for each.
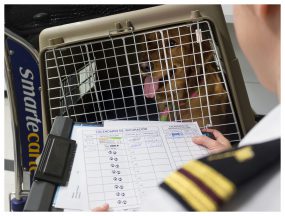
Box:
[169,39,176,47]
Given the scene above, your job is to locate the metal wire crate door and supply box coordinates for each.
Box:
[44,20,241,143]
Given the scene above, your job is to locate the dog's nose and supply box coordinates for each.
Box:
[140,62,154,72]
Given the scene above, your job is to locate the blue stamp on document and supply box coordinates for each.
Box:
[171,131,184,138]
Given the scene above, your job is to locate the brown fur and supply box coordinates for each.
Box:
[138,26,230,129]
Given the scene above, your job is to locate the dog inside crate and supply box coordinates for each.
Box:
[45,20,241,143]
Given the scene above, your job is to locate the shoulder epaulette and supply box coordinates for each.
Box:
[160,139,280,211]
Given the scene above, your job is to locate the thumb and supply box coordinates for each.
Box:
[192,135,218,149]
[92,203,109,212]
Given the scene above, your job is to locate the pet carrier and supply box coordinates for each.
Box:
[38,5,255,144]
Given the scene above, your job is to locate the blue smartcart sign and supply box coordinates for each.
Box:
[6,37,43,176]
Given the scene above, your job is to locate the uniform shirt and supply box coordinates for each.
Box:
[141,105,280,211]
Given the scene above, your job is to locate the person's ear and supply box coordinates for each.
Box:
[254,5,268,17]
[253,5,280,17]
[253,5,280,34]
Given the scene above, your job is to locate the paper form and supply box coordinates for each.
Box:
[52,125,88,210]
[53,121,209,211]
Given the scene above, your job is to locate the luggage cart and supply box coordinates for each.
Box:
[39,5,255,143]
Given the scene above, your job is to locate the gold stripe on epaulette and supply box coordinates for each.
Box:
[235,146,255,162]
[183,160,236,201]
[207,146,255,162]
[165,172,218,211]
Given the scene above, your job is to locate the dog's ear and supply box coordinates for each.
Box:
[195,39,217,76]
[190,42,203,76]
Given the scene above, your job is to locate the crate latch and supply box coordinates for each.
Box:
[190,10,202,20]
[109,20,134,37]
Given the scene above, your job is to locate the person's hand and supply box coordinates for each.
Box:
[91,203,109,211]
[192,128,232,154]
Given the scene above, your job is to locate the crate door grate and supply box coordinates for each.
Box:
[44,20,241,143]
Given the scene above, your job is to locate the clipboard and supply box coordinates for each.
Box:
[24,116,76,211]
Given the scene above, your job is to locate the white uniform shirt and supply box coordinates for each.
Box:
[141,105,281,211]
